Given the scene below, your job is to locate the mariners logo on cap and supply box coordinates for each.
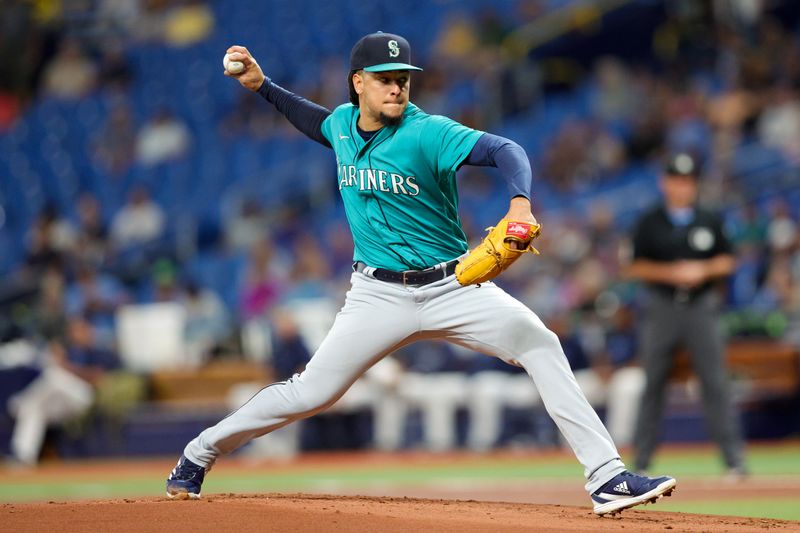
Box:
[350,32,423,73]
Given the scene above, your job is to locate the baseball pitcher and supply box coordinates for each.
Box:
[166,32,676,516]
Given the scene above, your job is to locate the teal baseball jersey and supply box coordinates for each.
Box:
[320,102,483,270]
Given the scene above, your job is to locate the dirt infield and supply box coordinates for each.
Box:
[3,448,800,531]
[2,493,797,533]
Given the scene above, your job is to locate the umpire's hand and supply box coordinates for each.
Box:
[224,45,266,92]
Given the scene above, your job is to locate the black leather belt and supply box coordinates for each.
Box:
[354,260,459,286]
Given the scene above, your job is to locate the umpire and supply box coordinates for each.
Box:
[627,152,746,476]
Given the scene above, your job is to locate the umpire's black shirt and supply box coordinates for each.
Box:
[632,204,733,301]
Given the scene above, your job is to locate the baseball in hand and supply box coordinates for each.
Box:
[223,53,245,74]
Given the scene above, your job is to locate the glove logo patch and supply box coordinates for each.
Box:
[506,222,531,238]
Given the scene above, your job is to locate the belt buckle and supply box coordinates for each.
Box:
[402,270,409,287]
[674,288,690,305]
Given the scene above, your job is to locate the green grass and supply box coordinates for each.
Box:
[642,444,800,477]
[653,499,800,521]
[2,443,799,520]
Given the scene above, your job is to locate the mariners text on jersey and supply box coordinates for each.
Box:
[338,165,420,196]
[321,102,483,270]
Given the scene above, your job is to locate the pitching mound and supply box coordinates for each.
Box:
[2,493,794,532]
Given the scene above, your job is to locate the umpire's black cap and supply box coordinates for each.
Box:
[350,32,423,73]
[664,152,701,178]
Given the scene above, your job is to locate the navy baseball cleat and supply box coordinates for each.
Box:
[166,455,206,500]
[591,471,676,516]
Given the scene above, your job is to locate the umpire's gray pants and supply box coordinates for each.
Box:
[633,289,744,470]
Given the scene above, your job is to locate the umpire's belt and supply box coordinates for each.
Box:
[354,260,458,286]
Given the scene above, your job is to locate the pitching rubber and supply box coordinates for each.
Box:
[593,478,677,516]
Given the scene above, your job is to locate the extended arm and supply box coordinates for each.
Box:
[463,133,536,228]
[257,78,331,147]
[463,133,532,200]
[224,45,332,148]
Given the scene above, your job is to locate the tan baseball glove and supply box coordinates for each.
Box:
[455,219,542,286]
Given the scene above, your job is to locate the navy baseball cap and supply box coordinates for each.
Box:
[665,152,700,178]
[349,32,423,73]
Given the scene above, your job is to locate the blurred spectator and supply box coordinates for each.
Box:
[34,266,68,341]
[766,199,798,256]
[729,244,764,309]
[587,203,624,274]
[148,258,182,303]
[751,258,795,315]
[162,0,215,47]
[24,204,77,274]
[73,192,110,268]
[626,71,667,160]
[224,198,270,252]
[7,317,119,465]
[92,104,137,177]
[757,84,800,163]
[730,203,769,250]
[706,83,756,166]
[98,42,134,90]
[591,57,643,125]
[240,238,284,322]
[135,108,191,167]
[133,0,170,42]
[239,238,286,362]
[40,37,98,100]
[269,310,312,382]
[432,13,481,71]
[182,280,231,363]
[663,83,712,157]
[0,327,41,434]
[276,233,338,357]
[96,0,144,38]
[109,186,166,249]
[0,1,38,104]
[65,263,127,343]
[283,233,333,301]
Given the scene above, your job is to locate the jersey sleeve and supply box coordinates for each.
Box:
[420,115,483,175]
[320,103,355,146]
[320,114,333,145]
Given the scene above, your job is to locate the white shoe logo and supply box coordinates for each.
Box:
[339,134,349,140]
[613,481,631,494]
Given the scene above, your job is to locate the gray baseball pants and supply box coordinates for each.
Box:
[184,272,626,493]
[633,289,745,470]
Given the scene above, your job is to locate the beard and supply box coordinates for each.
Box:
[379,111,404,127]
